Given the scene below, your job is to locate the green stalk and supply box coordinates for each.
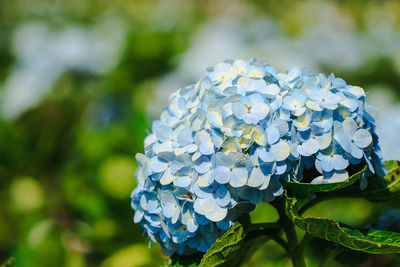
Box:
[273,197,307,267]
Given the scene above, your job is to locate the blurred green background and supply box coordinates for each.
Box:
[1,0,400,266]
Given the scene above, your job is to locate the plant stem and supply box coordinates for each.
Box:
[273,197,307,267]
[284,222,306,267]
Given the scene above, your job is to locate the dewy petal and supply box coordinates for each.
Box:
[353,129,372,148]
[229,167,248,187]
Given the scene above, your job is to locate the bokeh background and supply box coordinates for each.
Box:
[1,0,400,266]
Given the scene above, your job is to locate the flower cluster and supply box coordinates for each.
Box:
[131,58,386,255]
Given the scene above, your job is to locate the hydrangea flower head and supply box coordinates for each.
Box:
[131,58,387,255]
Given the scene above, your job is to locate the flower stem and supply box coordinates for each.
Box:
[273,197,307,267]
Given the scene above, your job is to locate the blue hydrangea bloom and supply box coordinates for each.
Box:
[131,58,387,256]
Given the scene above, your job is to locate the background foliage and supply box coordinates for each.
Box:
[1,0,400,266]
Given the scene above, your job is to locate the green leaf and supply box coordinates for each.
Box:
[199,222,247,267]
[285,194,400,254]
[283,165,367,198]
[350,161,400,202]
[163,254,201,267]
[1,258,15,267]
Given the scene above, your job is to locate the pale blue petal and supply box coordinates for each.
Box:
[155,124,172,142]
[160,169,175,185]
[335,133,352,153]
[232,102,246,120]
[342,118,357,137]
[351,143,363,159]
[299,139,319,156]
[247,167,265,187]
[271,140,291,161]
[215,186,231,207]
[257,147,275,162]
[353,129,372,148]
[229,167,248,187]
[333,155,349,170]
[321,157,334,172]
[150,157,168,173]
[231,152,246,167]
[250,103,270,120]
[272,119,289,137]
[213,166,230,184]
[205,209,228,222]
[267,125,280,144]
[177,128,193,146]
[196,171,212,187]
[175,176,191,188]
[316,134,331,150]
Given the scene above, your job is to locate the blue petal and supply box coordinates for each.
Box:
[229,167,248,187]
[353,129,372,148]
[267,125,280,144]
[212,166,230,184]
[248,166,265,187]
